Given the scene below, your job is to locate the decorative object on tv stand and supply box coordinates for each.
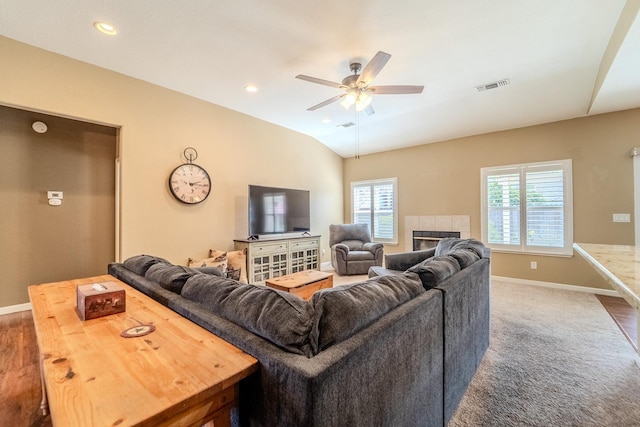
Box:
[168,147,211,204]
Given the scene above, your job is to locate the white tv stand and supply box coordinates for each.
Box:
[234,234,321,285]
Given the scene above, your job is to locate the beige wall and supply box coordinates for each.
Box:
[0,106,117,306]
[344,109,640,290]
[0,36,344,306]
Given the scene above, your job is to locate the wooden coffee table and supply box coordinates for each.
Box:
[265,270,333,300]
[28,275,258,427]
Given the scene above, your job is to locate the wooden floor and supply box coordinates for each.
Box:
[0,311,51,427]
[0,294,637,427]
[596,294,637,351]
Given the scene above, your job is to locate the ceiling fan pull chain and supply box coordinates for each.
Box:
[355,110,360,160]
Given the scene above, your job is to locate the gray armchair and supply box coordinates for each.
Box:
[329,223,384,275]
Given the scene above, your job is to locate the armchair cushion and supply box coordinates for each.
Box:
[329,223,372,247]
[342,239,366,251]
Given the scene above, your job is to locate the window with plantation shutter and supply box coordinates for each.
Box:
[481,160,573,255]
[351,178,398,244]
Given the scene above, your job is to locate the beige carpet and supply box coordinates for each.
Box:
[450,279,640,426]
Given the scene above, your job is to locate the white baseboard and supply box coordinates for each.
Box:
[0,302,32,316]
[492,275,620,297]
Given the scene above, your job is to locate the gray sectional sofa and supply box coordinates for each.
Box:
[107,238,490,427]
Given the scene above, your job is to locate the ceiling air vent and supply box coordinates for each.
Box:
[475,78,510,92]
[337,122,355,128]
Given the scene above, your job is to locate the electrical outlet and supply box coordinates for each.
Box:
[530,261,537,270]
[613,213,631,223]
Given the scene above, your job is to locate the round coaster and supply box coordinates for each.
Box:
[120,324,156,338]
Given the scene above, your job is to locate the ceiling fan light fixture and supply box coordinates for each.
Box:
[340,93,356,109]
[355,92,373,111]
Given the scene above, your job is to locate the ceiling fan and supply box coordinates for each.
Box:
[296,51,424,116]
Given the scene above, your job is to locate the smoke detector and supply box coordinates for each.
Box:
[475,79,510,92]
[32,121,48,133]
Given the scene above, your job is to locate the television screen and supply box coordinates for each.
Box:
[248,185,310,236]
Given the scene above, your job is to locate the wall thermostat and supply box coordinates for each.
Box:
[47,191,63,206]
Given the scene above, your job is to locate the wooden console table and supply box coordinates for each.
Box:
[28,275,258,427]
[573,243,640,358]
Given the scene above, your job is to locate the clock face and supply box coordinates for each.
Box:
[169,163,211,204]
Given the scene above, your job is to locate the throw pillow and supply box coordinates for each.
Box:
[210,249,248,283]
[188,252,228,274]
[225,267,241,281]
[407,255,461,290]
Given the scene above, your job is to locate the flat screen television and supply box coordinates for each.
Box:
[248,185,310,236]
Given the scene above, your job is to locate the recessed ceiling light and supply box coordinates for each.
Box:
[322,118,331,123]
[245,85,258,93]
[93,21,117,36]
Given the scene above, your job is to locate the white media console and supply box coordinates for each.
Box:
[234,235,321,285]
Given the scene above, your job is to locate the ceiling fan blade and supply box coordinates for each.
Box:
[368,85,424,94]
[296,74,343,89]
[364,104,375,116]
[356,51,391,86]
[307,94,345,111]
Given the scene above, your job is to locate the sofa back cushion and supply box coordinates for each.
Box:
[145,263,199,294]
[123,254,170,276]
[181,274,314,356]
[407,255,461,290]
[435,238,487,259]
[309,273,424,354]
[448,249,480,269]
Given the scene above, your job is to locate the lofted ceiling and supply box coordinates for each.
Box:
[1,0,640,158]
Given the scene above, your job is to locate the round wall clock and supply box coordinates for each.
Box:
[168,148,211,204]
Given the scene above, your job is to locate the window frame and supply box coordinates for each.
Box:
[350,177,398,244]
[481,159,573,256]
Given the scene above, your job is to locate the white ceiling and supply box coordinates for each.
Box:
[1,0,639,158]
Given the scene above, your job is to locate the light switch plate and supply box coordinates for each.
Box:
[613,213,631,223]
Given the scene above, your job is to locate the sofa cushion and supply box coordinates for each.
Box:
[435,238,486,258]
[448,249,480,269]
[407,255,461,290]
[309,273,424,354]
[123,254,170,276]
[181,274,314,356]
[346,250,375,261]
[193,266,224,276]
[145,263,199,294]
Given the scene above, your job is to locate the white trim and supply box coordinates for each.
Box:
[492,275,620,297]
[634,150,640,245]
[0,302,32,316]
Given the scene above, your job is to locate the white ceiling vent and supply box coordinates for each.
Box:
[476,78,510,92]
[337,122,356,128]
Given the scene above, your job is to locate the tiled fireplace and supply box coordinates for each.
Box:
[404,215,471,252]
